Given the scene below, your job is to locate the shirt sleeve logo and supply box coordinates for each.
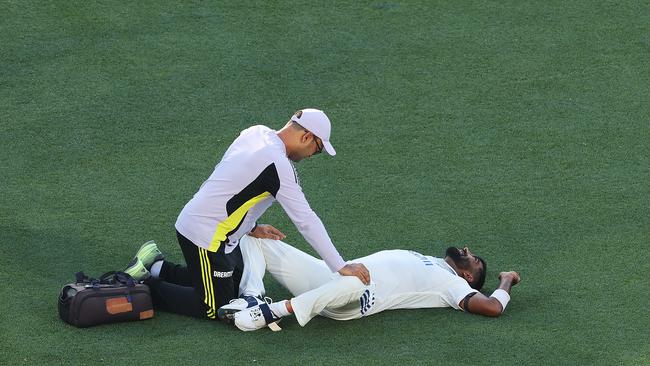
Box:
[291,162,301,185]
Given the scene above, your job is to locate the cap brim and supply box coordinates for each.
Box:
[323,141,336,156]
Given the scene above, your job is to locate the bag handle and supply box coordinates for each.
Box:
[75,271,89,283]
[115,271,136,287]
[98,271,117,283]
[99,271,136,287]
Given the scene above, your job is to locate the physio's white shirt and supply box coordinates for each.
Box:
[175,125,345,272]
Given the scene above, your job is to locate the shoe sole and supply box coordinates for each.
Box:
[124,258,150,281]
[217,307,241,324]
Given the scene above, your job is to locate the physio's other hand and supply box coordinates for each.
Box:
[339,263,371,285]
[249,224,286,241]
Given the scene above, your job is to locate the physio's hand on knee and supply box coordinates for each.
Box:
[338,263,371,285]
[250,224,286,240]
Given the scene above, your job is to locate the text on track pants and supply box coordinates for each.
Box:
[147,231,244,320]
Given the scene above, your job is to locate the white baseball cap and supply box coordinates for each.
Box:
[290,108,336,156]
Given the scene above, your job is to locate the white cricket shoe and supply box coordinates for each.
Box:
[234,303,282,332]
[217,296,267,324]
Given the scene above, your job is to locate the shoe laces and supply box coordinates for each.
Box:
[227,296,273,305]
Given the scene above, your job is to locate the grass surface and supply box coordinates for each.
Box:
[2,1,649,365]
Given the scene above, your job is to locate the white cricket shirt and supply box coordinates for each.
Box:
[357,250,477,314]
[175,125,346,272]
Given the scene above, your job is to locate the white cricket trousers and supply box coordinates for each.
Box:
[238,236,373,326]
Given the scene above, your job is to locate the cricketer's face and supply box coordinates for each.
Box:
[445,246,482,272]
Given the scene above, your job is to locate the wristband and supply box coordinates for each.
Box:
[250,223,258,234]
[490,289,511,312]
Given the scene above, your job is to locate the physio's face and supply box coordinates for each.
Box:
[445,246,482,272]
[289,132,322,162]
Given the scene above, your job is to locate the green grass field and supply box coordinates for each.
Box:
[2,1,649,365]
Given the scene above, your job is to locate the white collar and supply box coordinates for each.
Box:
[434,257,458,276]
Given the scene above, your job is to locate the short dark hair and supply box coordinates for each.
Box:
[472,256,487,291]
[289,120,307,131]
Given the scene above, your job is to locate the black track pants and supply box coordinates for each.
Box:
[147,231,243,320]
